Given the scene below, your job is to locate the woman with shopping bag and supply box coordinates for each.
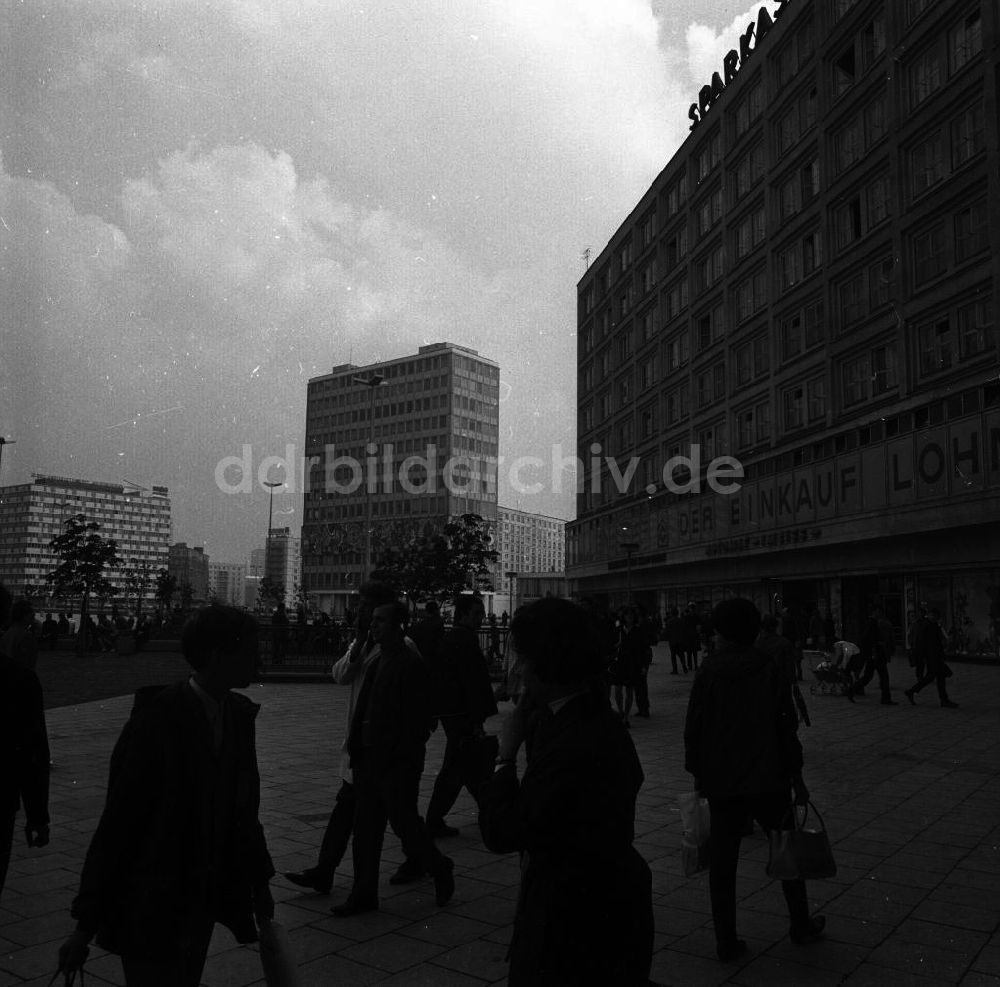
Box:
[684,598,827,963]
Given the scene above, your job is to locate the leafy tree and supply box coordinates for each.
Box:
[47,514,121,653]
[292,580,310,617]
[258,577,286,611]
[122,560,155,619]
[154,569,178,615]
[373,513,497,607]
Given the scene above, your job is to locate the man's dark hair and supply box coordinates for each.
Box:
[181,605,259,670]
[510,597,603,686]
[761,613,779,632]
[711,598,762,647]
[373,599,408,628]
[358,581,399,608]
[454,594,485,620]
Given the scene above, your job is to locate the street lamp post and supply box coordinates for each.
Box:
[352,373,387,584]
[621,541,640,605]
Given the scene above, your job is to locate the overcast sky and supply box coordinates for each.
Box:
[1,0,779,564]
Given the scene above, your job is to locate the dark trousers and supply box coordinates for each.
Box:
[0,807,14,899]
[858,650,890,699]
[911,662,950,702]
[350,756,446,904]
[707,793,810,948]
[635,667,650,715]
[426,718,481,827]
[121,915,214,987]
[669,644,684,673]
[314,780,355,881]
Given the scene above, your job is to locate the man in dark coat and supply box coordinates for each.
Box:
[425,594,498,837]
[334,600,455,916]
[665,607,684,674]
[479,597,653,986]
[409,599,446,664]
[856,606,895,704]
[680,603,703,671]
[685,598,824,962]
[905,609,957,707]
[57,605,275,986]
[0,584,50,900]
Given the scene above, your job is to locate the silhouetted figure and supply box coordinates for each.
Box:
[408,600,446,665]
[425,595,498,837]
[905,609,957,708]
[479,597,654,985]
[0,584,50,901]
[685,598,824,962]
[57,606,275,986]
[0,599,39,671]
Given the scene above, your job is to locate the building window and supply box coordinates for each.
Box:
[776,19,815,87]
[640,357,656,391]
[640,404,657,439]
[734,80,764,139]
[698,245,724,292]
[782,385,805,430]
[598,391,611,420]
[666,382,691,424]
[949,11,982,75]
[581,286,594,316]
[582,324,594,354]
[955,198,989,262]
[868,256,894,310]
[735,400,771,449]
[640,209,656,249]
[666,173,689,217]
[734,269,767,323]
[619,284,634,317]
[734,143,765,203]
[619,240,633,275]
[667,278,689,320]
[865,92,887,146]
[842,343,898,406]
[958,296,993,359]
[910,131,945,197]
[640,259,657,295]
[834,116,862,174]
[599,349,611,378]
[640,306,656,344]
[906,0,933,23]
[697,188,723,237]
[666,225,689,270]
[834,174,890,253]
[952,101,985,168]
[908,46,942,109]
[600,308,613,337]
[735,205,766,261]
[665,331,689,373]
[807,377,827,422]
[912,221,948,283]
[779,298,824,361]
[617,327,634,364]
[918,316,955,376]
[696,301,725,351]
[833,0,859,20]
[696,131,722,182]
[777,85,817,154]
[734,333,769,387]
[580,362,594,393]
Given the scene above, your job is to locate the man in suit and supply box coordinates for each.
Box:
[0,584,50,901]
[479,597,653,985]
[332,600,455,916]
[57,605,275,986]
[425,594,498,838]
[685,598,824,962]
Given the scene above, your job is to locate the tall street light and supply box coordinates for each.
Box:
[505,570,518,617]
[621,541,640,605]
[352,373,387,584]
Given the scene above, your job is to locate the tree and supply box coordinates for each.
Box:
[122,560,155,619]
[292,580,310,617]
[258,577,285,611]
[47,514,122,654]
[373,513,498,607]
[154,569,178,616]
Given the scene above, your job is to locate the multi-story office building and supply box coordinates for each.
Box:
[0,475,171,609]
[264,527,301,609]
[247,548,266,578]
[569,0,1000,651]
[208,560,247,607]
[491,506,567,614]
[302,342,500,614]
[168,543,210,605]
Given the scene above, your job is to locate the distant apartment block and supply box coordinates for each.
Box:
[208,560,247,607]
[168,543,210,605]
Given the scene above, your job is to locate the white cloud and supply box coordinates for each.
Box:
[685,2,781,82]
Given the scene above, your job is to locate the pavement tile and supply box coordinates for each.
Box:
[840,962,942,986]
[866,937,976,981]
[398,913,496,948]
[378,963,492,985]
[823,891,919,926]
[972,946,1000,977]
[911,900,999,932]
[960,974,1000,987]
[428,940,511,981]
[338,931,447,973]
[729,953,846,986]
[822,915,895,949]
[651,948,732,986]
[295,951,387,986]
[893,919,991,956]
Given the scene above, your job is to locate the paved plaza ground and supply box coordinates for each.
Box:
[2,645,999,986]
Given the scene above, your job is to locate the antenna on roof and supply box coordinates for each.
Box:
[582,247,591,270]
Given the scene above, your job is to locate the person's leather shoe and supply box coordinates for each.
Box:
[434,857,455,906]
[716,939,747,962]
[940,699,959,708]
[331,897,378,917]
[427,821,460,838]
[790,915,826,944]
[388,861,426,885]
[284,869,332,894]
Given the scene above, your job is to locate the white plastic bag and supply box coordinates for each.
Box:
[678,791,711,877]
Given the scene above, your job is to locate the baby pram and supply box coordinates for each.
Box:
[807,642,858,696]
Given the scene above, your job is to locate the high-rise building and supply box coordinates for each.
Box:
[247,548,266,578]
[569,1,1000,649]
[0,475,171,610]
[302,342,500,614]
[264,527,301,609]
[168,543,210,605]
[491,506,567,614]
[208,561,247,607]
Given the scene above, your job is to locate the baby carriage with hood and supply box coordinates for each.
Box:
[808,641,859,696]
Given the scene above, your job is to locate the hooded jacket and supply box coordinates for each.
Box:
[684,644,802,798]
[71,682,274,955]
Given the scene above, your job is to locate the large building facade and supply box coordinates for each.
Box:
[0,475,171,610]
[208,560,247,607]
[264,527,301,609]
[490,506,567,613]
[569,0,1000,653]
[302,342,500,614]
[168,542,210,605]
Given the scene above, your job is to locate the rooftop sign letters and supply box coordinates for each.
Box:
[688,0,790,131]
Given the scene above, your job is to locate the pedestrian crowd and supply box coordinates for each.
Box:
[0,579,963,985]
